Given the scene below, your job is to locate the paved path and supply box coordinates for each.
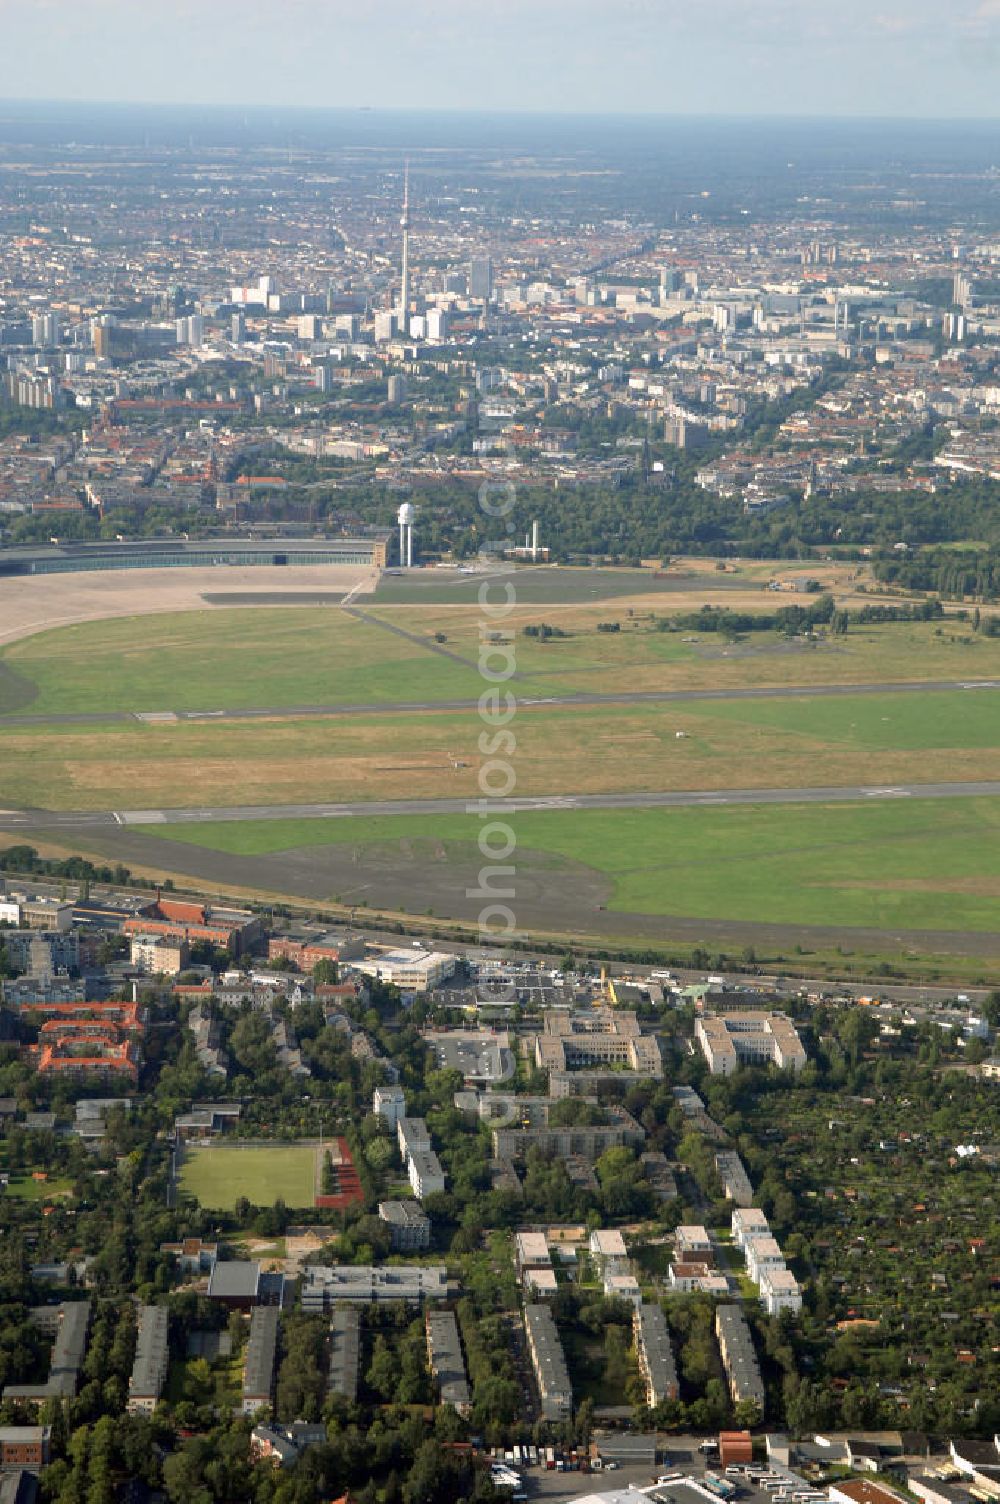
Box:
[3,777,1000,833]
[2,675,998,729]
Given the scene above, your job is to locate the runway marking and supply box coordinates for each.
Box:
[118,810,167,824]
[134,712,178,724]
[863,787,912,798]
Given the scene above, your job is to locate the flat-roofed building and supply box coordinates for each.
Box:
[129,934,190,976]
[128,1306,170,1414]
[745,1235,786,1285]
[159,1237,218,1275]
[0,1426,50,1469]
[531,1009,662,1079]
[715,1150,754,1207]
[373,1085,406,1127]
[300,1265,447,1311]
[208,1260,262,1310]
[604,1272,642,1307]
[589,1228,627,1274]
[378,1200,431,1251]
[2,1302,91,1406]
[523,1303,572,1421]
[408,1147,445,1200]
[641,1151,678,1203]
[328,1307,360,1403]
[732,1207,770,1250]
[829,1483,910,1504]
[759,1266,802,1316]
[669,1261,728,1295]
[524,1266,558,1298]
[243,1307,279,1415]
[397,1115,431,1161]
[633,1303,678,1407]
[267,930,365,969]
[715,1304,765,1410]
[675,1224,713,1260]
[425,1029,514,1085]
[492,1104,644,1163]
[0,895,73,931]
[515,1231,552,1278]
[354,949,456,993]
[696,1012,806,1076]
[425,1310,471,1414]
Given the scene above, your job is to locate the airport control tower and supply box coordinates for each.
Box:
[397,501,415,567]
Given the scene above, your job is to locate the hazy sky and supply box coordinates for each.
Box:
[3,0,1000,117]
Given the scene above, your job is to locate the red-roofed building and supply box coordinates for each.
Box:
[124,896,262,956]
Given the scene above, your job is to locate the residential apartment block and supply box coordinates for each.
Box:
[715,1304,765,1410]
[243,1308,279,1415]
[633,1302,679,1407]
[523,1303,572,1421]
[425,1311,471,1415]
[127,1306,170,1414]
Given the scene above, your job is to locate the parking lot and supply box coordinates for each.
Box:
[493,1449,829,1504]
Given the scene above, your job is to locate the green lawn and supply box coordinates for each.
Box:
[3,1174,74,1201]
[690,687,1000,750]
[0,608,483,714]
[179,1142,317,1210]
[142,796,1000,932]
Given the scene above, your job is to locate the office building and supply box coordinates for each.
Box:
[696,1013,807,1076]
[469,256,493,302]
[301,1265,447,1310]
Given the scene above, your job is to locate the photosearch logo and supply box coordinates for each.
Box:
[467,480,519,953]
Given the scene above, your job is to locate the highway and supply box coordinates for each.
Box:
[2,674,998,728]
[4,777,1000,832]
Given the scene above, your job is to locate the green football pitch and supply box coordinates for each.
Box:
[178,1142,318,1210]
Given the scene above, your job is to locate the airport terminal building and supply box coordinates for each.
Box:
[0,536,388,575]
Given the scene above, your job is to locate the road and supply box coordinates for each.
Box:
[2,776,999,833]
[1,675,998,728]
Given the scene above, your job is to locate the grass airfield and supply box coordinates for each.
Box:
[2,559,1000,958]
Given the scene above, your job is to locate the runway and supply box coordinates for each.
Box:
[2,675,998,728]
[4,777,1000,834]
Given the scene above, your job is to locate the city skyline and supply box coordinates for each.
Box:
[1,0,1000,119]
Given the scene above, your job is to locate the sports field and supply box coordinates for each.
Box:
[142,796,1000,933]
[179,1142,319,1210]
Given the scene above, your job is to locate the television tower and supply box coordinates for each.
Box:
[399,163,411,331]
